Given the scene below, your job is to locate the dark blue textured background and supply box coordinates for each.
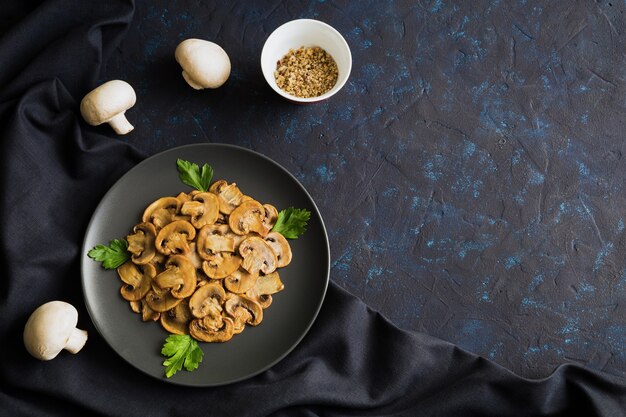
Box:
[100,0,626,379]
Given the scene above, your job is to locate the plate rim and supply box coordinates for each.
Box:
[80,143,330,387]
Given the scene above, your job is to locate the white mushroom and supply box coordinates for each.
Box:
[23,301,88,361]
[175,39,231,89]
[80,80,136,135]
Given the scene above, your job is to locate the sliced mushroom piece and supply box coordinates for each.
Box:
[196,224,235,260]
[155,220,196,255]
[188,283,225,319]
[264,232,292,268]
[229,200,271,237]
[263,204,279,230]
[201,252,242,279]
[127,222,157,265]
[224,268,258,294]
[139,299,160,321]
[160,302,193,335]
[183,242,204,270]
[246,272,284,309]
[224,294,263,334]
[189,316,234,343]
[181,192,220,229]
[209,180,243,215]
[117,261,156,301]
[239,236,278,275]
[142,197,181,229]
[154,255,197,299]
[145,290,183,313]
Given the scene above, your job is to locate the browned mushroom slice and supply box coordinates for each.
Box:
[224,268,258,294]
[209,180,244,215]
[229,200,271,237]
[160,302,193,335]
[224,294,263,334]
[140,299,160,321]
[189,316,234,342]
[154,255,197,299]
[130,300,141,314]
[201,252,242,279]
[262,204,279,230]
[183,242,204,270]
[239,236,278,275]
[155,220,196,255]
[145,289,183,312]
[188,283,225,319]
[117,261,156,301]
[196,224,235,260]
[245,271,284,309]
[181,192,220,229]
[126,222,157,265]
[264,232,292,268]
[142,197,181,228]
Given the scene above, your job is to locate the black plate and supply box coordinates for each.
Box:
[81,144,330,386]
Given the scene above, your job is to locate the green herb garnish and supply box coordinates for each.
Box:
[177,159,214,192]
[87,239,130,269]
[161,334,204,378]
[271,207,311,239]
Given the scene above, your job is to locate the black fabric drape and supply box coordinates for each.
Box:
[1,1,625,416]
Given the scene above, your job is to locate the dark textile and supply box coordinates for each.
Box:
[1,1,625,416]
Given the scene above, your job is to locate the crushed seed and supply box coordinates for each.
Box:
[274,46,339,98]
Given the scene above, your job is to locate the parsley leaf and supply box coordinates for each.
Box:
[161,334,204,378]
[271,207,311,239]
[177,159,213,192]
[87,239,130,269]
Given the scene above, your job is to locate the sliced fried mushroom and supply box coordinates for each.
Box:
[209,180,243,214]
[154,255,197,299]
[181,192,220,229]
[202,252,242,279]
[140,299,160,321]
[127,222,157,265]
[183,242,204,270]
[224,268,258,294]
[239,236,278,275]
[263,204,279,230]
[189,316,234,342]
[246,272,284,308]
[264,232,292,268]
[145,290,183,312]
[188,283,225,319]
[117,261,156,301]
[142,197,181,229]
[160,302,193,335]
[224,294,263,334]
[155,220,196,255]
[196,224,235,260]
[229,200,271,237]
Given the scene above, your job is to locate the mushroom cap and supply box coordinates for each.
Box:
[175,39,231,89]
[160,301,193,335]
[229,200,271,237]
[127,222,157,265]
[23,301,88,360]
[117,261,156,301]
[188,283,225,318]
[181,192,220,229]
[196,224,236,260]
[239,236,278,275]
[80,80,136,125]
[154,255,197,299]
[189,316,234,342]
[264,232,293,268]
[155,220,196,255]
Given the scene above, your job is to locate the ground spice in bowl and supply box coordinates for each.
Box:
[274,46,339,98]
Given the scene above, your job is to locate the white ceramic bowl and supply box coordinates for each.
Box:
[261,19,352,103]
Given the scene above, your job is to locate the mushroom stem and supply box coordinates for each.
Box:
[181,71,204,90]
[108,112,134,135]
[64,328,88,354]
